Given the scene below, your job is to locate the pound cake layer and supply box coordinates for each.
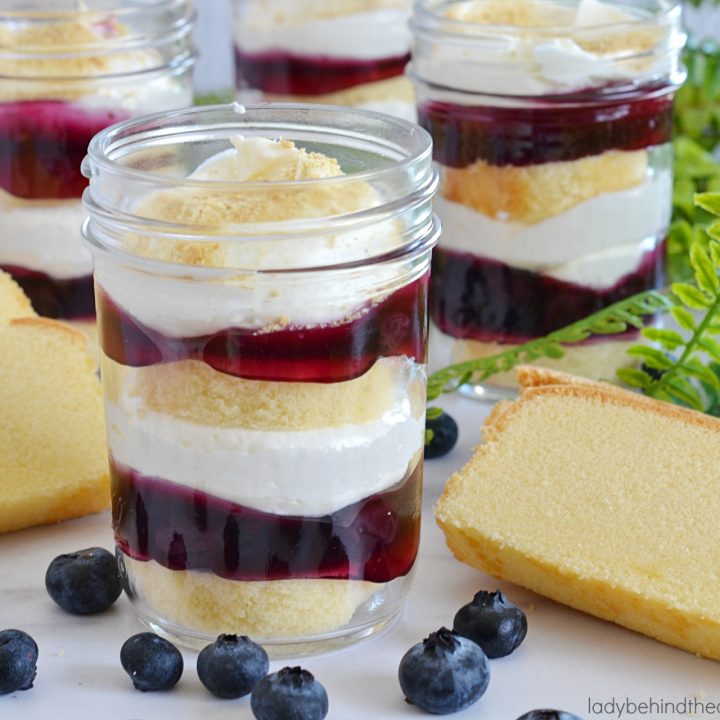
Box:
[125,556,377,639]
[262,75,414,107]
[436,372,720,659]
[441,149,647,224]
[105,355,424,431]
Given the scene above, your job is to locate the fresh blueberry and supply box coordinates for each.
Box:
[0,630,38,695]
[251,666,328,720]
[453,589,527,659]
[197,634,269,699]
[398,627,490,715]
[516,711,583,720]
[425,412,459,459]
[45,547,122,614]
[640,362,667,382]
[120,633,183,691]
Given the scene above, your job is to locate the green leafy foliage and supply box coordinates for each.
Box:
[675,37,720,152]
[425,291,672,405]
[669,138,720,280]
[670,27,720,281]
[623,193,720,415]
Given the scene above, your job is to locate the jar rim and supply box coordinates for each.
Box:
[83,103,440,275]
[411,0,683,39]
[0,0,194,76]
[0,0,190,23]
[84,102,435,192]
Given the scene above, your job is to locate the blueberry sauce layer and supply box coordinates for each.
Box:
[112,458,421,583]
[235,49,410,95]
[430,245,666,343]
[0,100,130,200]
[2,265,95,321]
[417,92,674,168]
[98,274,428,383]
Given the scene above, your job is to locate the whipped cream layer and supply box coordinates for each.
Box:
[0,192,91,278]
[436,165,671,288]
[414,0,677,96]
[106,376,424,517]
[98,137,408,335]
[235,7,411,60]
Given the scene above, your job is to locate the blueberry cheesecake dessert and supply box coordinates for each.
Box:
[89,126,435,647]
[0,1,193,329]
[233,0,415,119]
[412,0,684,387]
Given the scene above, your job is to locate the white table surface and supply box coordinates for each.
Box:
[1,393,718,720]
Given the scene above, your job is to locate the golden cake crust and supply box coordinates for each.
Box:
[0,270,35,323]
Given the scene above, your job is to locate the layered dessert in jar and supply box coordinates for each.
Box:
[83,105,439,653]
[232,0,415,119]
[410,0,685,391]
[0,0,194,333]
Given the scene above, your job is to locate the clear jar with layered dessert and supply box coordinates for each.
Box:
[411,0,685,396]
[83,104,439,655]
[232,0,416,119]
[0,0,194,334]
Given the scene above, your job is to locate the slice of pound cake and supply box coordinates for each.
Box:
[435,367,720,660]
[0,271,109,532]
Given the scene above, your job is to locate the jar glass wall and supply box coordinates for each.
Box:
[232,0,416,119]
[0,0,195,334]
[82,104,439,656]
[411,0,686,397]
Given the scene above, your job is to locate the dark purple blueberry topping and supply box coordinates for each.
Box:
[97,272,428,384]
[453,590,527,659]
[45,547,122,615]
[197,634,269,699]
[251,666,328,720]
[236,48,409,95]
[425,412,459,459]
[398,627,490,714]
[0,630,38,695]
[112,460,421,583]
[418,92,673,169]
[430,246,665,343]
[120,633,183,692]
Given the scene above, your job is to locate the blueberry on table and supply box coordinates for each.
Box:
[120,633,183,692]
[398,627,490,715]
[516,711,583,720]
[453,589,527,659]
[251,666,328,720]
[425,412,459,459]
[45,547,122,614]
[197,634,269,699]
[0,630,38,695]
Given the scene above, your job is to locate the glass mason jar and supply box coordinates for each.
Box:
[232,0,416,120]
[0,0,194,336]
[82,104,439,656]
[410,0,686,397]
